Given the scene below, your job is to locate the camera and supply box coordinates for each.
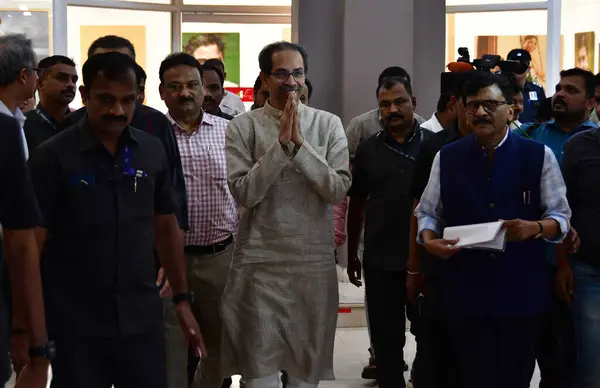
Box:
[456,47,528,75]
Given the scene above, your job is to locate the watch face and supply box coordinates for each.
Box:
[47,341,57,360]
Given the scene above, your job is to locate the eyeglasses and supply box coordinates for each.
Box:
[465,99,509,115]
[270,69,305,81]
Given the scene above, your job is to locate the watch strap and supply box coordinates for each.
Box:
[172,292,194,305]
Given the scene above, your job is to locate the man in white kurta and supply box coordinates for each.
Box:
[221,42,351,388]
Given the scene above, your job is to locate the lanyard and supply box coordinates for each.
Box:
[122,145,147,178]
[36,108,58,132]
[377,129,423,162]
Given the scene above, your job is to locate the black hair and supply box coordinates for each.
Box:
[253,75,263,95]
[258,41,308,74]
[595,72,600,88]
[204,58,225,73]
[462,71,515,104]
[82,52,138,90]
[87,35,135,59]
[159,53,203,84]
[38,55,76,71]
[536,97,553,123]
[184,33,225,57]
[202,63,225,86]
[436,94,453,113]
[305,78,313,100]
[560,68,596,98]
[135,64,147,82]
[378,66,411,86]
[376,76,413,97]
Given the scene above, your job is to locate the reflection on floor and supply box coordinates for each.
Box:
[6,327,543,388]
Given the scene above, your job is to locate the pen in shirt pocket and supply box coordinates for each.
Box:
[522,190,531,205]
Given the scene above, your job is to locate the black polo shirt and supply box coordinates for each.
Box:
[348,120,432,270]
[410,126,464,276]
[24,104,71,152]
[63,102,189,231]
[561,128,600,268]
[410,126,463,201]
[216,109,234,121]
[27,119,176,338]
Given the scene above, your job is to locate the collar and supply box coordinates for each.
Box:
[0,99,26,128]
[382,119,420,145]
[76,116,139,151]
[167,110,217,134]
[544,119,598,134]
[263,99,306,119]
[477,126,509,151]
[35,103,70,128]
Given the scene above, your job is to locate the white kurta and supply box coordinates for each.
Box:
[221,101,352,384]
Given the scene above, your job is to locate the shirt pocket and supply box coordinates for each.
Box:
[121,174,155,221]
[206,144,228,181]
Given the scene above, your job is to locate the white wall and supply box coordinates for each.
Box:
[66,6,172,112]
[181,22,291,88]
[451,10,547,60]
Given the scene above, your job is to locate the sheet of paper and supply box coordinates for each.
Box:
[443,221,506,251]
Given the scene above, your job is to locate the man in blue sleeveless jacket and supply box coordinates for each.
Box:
[414,72,571,388]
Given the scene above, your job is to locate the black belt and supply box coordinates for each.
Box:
[184,235,233,255]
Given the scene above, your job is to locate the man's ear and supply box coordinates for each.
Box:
[17,68,28,85]
[159,83,165,101]
[79,85,88,105]
[584,95,596,112]
[411,96,418,111]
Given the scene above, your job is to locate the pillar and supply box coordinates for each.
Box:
[295,0,446,124]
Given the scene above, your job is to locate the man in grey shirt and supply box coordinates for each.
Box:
[347,66,425,160]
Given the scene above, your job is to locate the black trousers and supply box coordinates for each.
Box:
[535,269,575,388]
[444,314,540,388]
[411,278,458,388]
[364,267,407,388]
[50,328,167,388]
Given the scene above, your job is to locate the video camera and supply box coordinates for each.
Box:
[457,47,528,75]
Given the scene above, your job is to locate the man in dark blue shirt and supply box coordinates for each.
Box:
[507,49,546,124]
[62,35,189,231]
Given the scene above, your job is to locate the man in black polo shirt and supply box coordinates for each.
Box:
[561,89,600,387]
[0,115,52,388]
[62,35,189,231]
[346,76,432,388]
[27,52,205,388]
[24,55,77,152]
[407,68,473,388]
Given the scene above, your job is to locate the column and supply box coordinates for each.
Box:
[294,0,345,117]
[296,0,446,124]
[413,0,446,119]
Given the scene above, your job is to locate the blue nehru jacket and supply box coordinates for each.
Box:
[439,132,548,317]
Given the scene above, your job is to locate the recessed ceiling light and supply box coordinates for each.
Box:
[19,5,28,11]
[23,11,31,16]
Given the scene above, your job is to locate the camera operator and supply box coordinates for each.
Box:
[507,49,546,124]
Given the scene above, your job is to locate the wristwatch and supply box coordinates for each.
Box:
[29,341,57,360]
[172,292,195,305]
[534,221,544,239]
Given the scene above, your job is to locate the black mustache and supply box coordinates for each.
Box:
[473,118,492,125]
[102,115,128,123]
[553,99,567,106]
[281,86,300,93]
[178,97,195,104]
[60,89,75,96]
[388,113,404,120]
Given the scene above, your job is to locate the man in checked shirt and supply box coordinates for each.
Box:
[158,52,238,388]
